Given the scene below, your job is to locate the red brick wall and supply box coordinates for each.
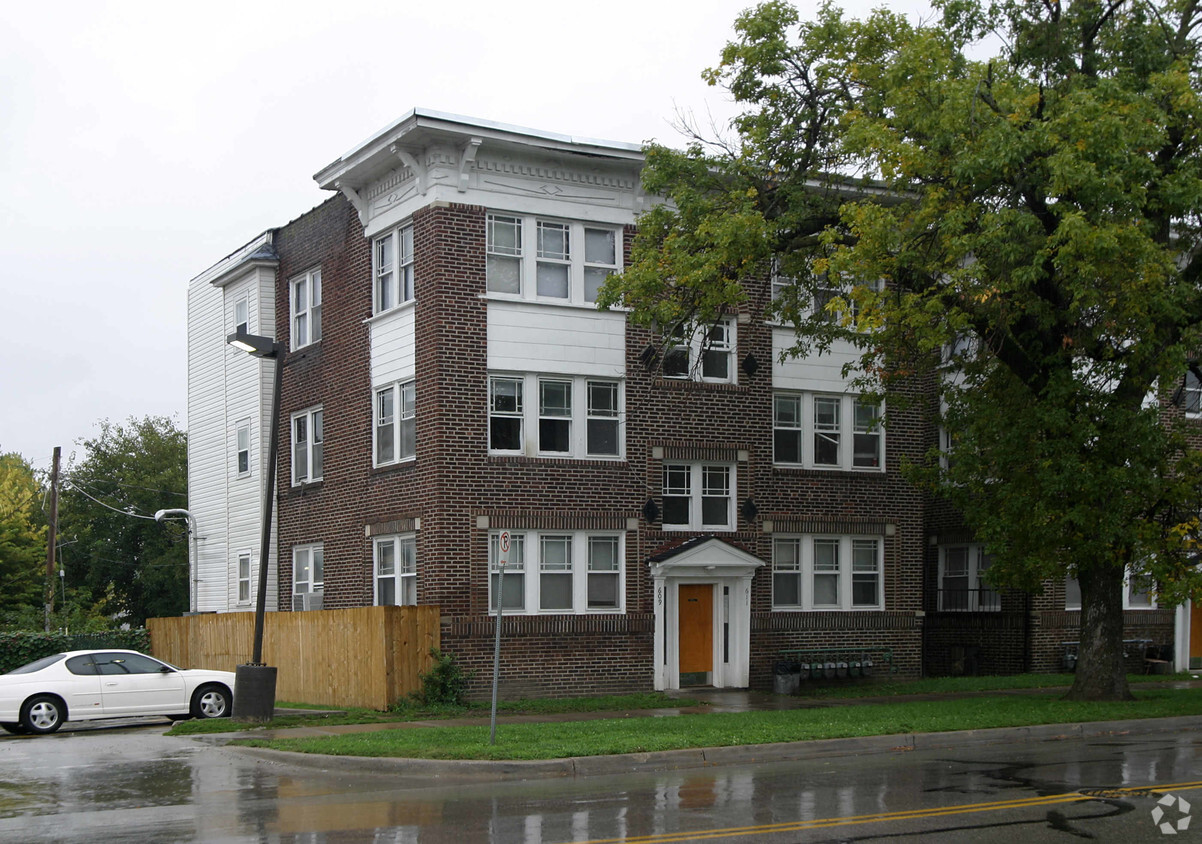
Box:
[266,198,942,698]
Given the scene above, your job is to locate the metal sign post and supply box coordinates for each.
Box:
[489,531,509,746]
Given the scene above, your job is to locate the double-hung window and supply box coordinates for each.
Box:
[233,293,250,336]
[290,268,321,349]
[292,544,324,611]
[374,381,415,466]
[373,224,414,313]
[489,374,623,458]
[490,530,624,614]
[772,535,884,610]
[1184,369,1202,417]
[663,319,735,383]
[235,421,251,477]
[538,379,572,454]
[486,213,622,304]
[938,545,999,611]
[236,551,251,604]
[661,463,734,531]
[291,406,323,485]
[773,393,884,471]
[1066,568,1156,609]
[375,534,416,605]
[812,276,883,326]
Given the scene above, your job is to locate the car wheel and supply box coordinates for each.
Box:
[0,722,28,735]
[191,684,231,719]
[20,695,64,734]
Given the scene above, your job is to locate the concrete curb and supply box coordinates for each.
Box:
[222,715,1201,783]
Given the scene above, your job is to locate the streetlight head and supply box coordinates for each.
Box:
[226,331,280,358]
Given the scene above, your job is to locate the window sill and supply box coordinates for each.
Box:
[773,464,887,475]
[479,293,611,312]
[363,300,417,325]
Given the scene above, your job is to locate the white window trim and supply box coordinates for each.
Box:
[773,392,885,472]
[485,212,622,306]
[292,543,324,611]
[661,462,735,532]
[1065,568,1158,610]
[233,292,251,336]
[289,268,322,350]
[236,550,252,606]
[488,530,625,615]
[771,535,884,611]
[1184,369,1202,418]
[663,318,737,384]
[373,223,415,314]
[937,544,999,611]
[235,420,252,478]
[488,373,624,460]
[374,533,417,606]
[374,380,416,467]
[290,405,323,486]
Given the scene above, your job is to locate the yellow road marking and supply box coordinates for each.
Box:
[573,780,1202,844]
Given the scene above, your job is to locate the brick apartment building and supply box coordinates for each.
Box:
[186,109,1193,699]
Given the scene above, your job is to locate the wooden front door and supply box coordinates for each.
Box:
[678,584,713,684]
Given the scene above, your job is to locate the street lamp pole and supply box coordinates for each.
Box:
[226,329,284,722]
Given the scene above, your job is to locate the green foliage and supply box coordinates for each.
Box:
[0,628,151,674]
[0,453,48,616]
[405,648,472,709]
[58,416,188,625]
[605,0,1202,700]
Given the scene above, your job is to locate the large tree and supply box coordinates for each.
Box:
[58,416,189,626]
[0,453,48,621]
[600,0,1202,699]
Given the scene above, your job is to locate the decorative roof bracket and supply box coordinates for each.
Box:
[335,181,368,226]
[391,145,427,195]
[458,137,482,192]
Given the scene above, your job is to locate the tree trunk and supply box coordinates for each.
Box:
[1064,564,1134,701]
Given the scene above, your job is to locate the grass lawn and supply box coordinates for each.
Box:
[226,682,1202,761]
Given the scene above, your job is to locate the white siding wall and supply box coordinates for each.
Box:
[187,272,229,613]
[487,301,625,376]
[187,261,278,617]
[369,305,416,388]
[772,327,861,392]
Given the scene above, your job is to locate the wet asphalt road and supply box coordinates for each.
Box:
[0,718,1199,842]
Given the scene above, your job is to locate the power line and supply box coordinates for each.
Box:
[62,481,159,521]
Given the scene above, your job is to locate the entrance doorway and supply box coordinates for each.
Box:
[678,584,713,686]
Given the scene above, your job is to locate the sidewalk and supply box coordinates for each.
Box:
[201,681,1202,781]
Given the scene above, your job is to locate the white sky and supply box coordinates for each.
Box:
[0,0,931,477]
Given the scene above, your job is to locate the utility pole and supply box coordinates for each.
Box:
[44,446,60,633]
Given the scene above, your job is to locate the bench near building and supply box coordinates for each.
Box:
[185,109,1194,699]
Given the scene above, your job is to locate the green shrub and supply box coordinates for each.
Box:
[406,647,471,709]
[0,629,152,674]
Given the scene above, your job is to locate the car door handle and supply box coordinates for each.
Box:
[104,682,119,687]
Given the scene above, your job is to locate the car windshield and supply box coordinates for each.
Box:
[7,654,66,674]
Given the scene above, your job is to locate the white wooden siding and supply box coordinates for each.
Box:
[369,306,416,388]
[487,301,625,377]
[187,263,278,616]
[772,327,861,393]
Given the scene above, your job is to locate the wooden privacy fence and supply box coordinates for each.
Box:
[147,606,440,710]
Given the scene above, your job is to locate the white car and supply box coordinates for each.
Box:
[0,649,236,735]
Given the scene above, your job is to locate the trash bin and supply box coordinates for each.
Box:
[773,660,800,695]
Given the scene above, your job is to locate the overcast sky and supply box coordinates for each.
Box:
[0,0,931,478]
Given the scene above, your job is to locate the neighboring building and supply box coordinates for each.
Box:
[186,109,1190,697]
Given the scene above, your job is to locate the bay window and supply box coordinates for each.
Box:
[490,530,624,614]
[485,212,621,304]
[774,392,884,471]
[374,224,414,313]
[772,535,884,611]
[489,374,623,459]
